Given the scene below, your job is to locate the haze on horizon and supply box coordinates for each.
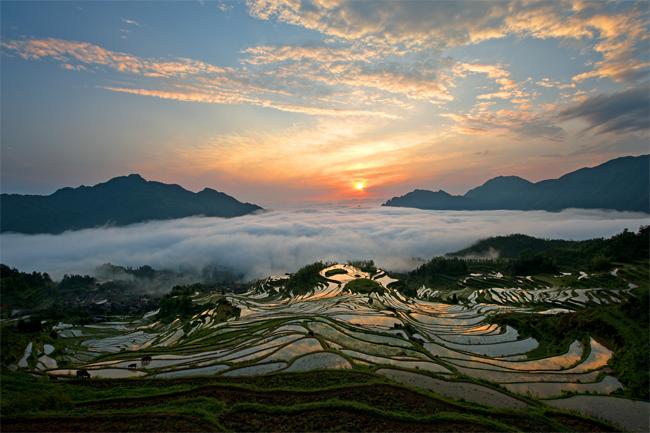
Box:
[1,0,649,207]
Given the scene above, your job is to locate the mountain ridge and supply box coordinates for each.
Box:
[1,174,263,234]
[383,154,649,213]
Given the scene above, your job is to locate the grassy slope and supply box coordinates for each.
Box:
[283,262,328,296]
[449,227,648,272]
[1,370,620,433]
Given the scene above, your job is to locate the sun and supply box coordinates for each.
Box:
[354,181,366,191]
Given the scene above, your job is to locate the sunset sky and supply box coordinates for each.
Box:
[1,0,648,206]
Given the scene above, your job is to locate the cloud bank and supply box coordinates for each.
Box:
[1,207,647,281]
[559,88,650,134]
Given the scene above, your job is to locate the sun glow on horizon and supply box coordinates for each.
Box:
[0,1,646,204]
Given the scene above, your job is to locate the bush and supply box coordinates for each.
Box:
[16,317,43,333]
[589,255,613,272]
[344,278,384,295]
[509,252,557,275]
[157,294,197,323]
[347,260,377,274]
[325,268,348,277]
[284,262,328,295]
[398,257,468,293]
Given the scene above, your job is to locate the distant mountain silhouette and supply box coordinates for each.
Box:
[384,155,649,213]
[1,174,263,234]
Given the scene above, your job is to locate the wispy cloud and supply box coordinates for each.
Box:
[243,45,378,65]
[121,18,140,26]
[1,37,397,118]
[3,0,648,124]
[442,111,564,140]
[559,88,650,134]
[536,78,576,90]
[453,62,532,107]
[217,2,233,13]
[102,85,398,118]
[1,38,230,77]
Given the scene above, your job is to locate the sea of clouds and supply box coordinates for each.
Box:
[1,206,648,280]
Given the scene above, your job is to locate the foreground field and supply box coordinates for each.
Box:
[0,370,627,432]
[3,260,649,432]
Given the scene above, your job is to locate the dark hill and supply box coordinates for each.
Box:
[383,154,649,212]
[447,226,649,271]
[1,174,262,234]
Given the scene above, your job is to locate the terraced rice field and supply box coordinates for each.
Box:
[24,264,650,432]
[417,272,635,308]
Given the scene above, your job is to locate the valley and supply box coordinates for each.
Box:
[2,231,648,432]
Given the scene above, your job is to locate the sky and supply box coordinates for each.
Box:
[1,0,649,206]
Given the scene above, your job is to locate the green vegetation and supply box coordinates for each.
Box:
[324,268,348,277]
[157,294,197,323]
[157,290,240,324]
[283,262,328,295]
[391,227,649,297]
[394,257,468,295]
[0,265,164,320]
[451,226,649,272]
[0,371,620,432]
[58,274,97,295]
[210,299,241,323]
[0,317,65,369]
[0,265,56,312]
[509,252,558,275]
[344,278,384,295]
[1,326,33,367]
[347,260,377,274]
[0,262,249,325]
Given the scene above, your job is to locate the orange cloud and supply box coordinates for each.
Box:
[141,117,467,201]
[3,38,402,118]
[103,86,398,118]
[1,38,231,77]
[247,0,649,85]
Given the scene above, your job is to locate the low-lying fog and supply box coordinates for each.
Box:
[1,207,648,280]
